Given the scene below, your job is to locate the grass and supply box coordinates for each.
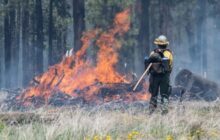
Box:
[0,101,220,140]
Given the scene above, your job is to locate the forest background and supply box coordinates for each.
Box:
[0,0,219,88]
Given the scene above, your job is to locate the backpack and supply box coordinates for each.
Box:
[150,48,173,74]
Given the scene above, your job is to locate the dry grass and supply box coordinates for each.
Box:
[0,101,220,140]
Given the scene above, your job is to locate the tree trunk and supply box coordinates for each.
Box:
[11,1,20,87]
[22,0,32,86]
[214,7,220,81]
[159,0,172,35]
[185,9,196,72]
[4,0,11,88]
[196,0,207,76]
[48,0,54,65]
[73,0,85,52]
[35,0,44,75]
[134,0,150,76]
[0,3,4,87]
[18,1,23,87]
[200,0,207,77]
[138,0,150,55]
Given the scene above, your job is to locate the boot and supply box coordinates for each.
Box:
[148,103,157,115]
[161,98,169,115]
[148,107,155,115]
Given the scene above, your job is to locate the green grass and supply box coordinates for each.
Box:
[0,101,220,140]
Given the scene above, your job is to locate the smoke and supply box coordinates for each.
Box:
[147,1,220,85]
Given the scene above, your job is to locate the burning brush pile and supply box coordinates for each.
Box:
[2,9,149,109]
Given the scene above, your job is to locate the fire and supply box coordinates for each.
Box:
[18,9,150,106]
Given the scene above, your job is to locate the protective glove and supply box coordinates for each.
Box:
[144,56,150,70]
[149,52,162,63]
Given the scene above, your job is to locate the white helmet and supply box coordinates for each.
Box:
[154,35,169,45]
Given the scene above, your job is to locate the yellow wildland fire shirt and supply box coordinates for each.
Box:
[163,50,173,67]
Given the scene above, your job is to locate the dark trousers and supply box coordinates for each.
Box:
[149,73,171,109]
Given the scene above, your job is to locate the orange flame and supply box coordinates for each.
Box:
[19,9,150,105]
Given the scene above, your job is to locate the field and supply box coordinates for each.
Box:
[0,101,220,140]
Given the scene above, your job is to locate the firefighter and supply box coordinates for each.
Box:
[145,35,173,115]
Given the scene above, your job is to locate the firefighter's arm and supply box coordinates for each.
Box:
[144,51,162,69]
[147,51,162,62]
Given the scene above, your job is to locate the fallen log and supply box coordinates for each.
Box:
[170,86,186,102]
[175,69,220,101]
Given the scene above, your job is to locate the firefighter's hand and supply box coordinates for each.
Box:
[144,56,150,70]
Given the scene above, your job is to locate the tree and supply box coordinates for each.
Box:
[11,0,21,87]
[158,0,174,37]
[22,0,32,86]
[200,0,207,77]
[48,0,54,65]
[73,0,85,52]
[196,0,207,76]
[0,0,4,87]
[134,0,150,75]
[48,0,69,65]
[4,0,12,88]
[34,0,44,75]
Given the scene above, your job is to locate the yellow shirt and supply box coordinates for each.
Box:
[163,50,173,67]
